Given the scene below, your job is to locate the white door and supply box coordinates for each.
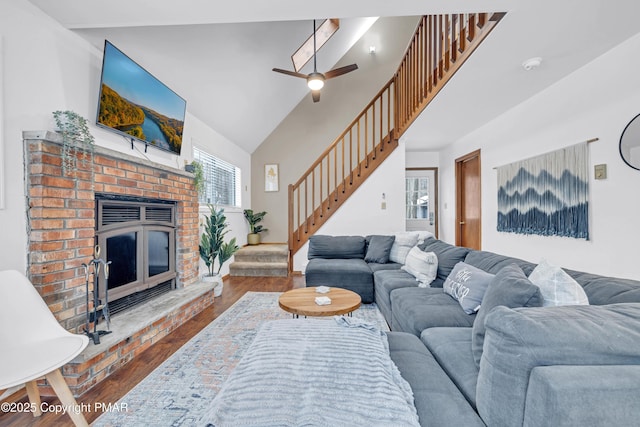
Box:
[405,168,438,237]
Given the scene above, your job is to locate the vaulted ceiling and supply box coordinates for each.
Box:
[28,0,640,153]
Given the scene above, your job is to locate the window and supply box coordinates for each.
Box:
[193,147,242,207]
[406,176,429,219]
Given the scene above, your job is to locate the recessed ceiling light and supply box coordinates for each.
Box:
[369,45,376,55]
[522,57,542,71]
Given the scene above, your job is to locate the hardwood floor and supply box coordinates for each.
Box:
[0,275,305,427]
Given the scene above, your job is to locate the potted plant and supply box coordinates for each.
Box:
[199,204,239,296]
[243,209,268,245]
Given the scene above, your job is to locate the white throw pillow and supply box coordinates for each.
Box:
[528,259,589,306]
[416,231,435,245]
[389,232,420,264]
[401,247,438,287]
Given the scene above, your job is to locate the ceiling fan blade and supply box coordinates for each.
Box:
[272,68,308,79]
[324,64,358,80]
[311,90,321,103]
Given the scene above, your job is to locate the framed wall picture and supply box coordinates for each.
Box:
[265,164,279,192]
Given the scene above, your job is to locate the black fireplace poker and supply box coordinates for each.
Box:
[81,245,112,345]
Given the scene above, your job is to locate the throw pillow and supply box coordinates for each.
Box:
[443,262,495,314]
[471,263,543,366]
[401,247,438,287]
[418,238,471,287]
[416,231,435,245]
[389,232,420,264]
[364,235,396,264]
[528,259,589,306]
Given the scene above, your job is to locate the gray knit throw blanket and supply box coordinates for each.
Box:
[200,317,420,426]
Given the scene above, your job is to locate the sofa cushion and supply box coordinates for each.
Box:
[390,287,475,336]
[401,247,438,287]
[443,262,495,314]
[418,238,471,287]
[420,327,479,408]
[305,258,374,303]
[368,262,402,273]
[389,232,420,264]
[471,263,543,366]
[307,235,366,259]
[524,365,640,427]
[364,235,395,263]
[463,249,536,276]
[561,269,640,305]
[528,259,589,306]
[387,332,485,427]
[476,303,640,427]
[374,269,419,325]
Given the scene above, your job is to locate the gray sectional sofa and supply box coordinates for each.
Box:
[305,235,403,303]
[304,235,640,426]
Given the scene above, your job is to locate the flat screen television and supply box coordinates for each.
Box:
[96,40,187,155]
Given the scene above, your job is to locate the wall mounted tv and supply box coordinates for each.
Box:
[96,40,187,155]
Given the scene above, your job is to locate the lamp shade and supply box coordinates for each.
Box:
[307,73,325,90]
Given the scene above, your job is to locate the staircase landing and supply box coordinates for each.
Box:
[230,244,289,277]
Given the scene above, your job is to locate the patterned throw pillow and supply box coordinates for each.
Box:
[401,247,438,287]
[389,232,420,264]
[528,259,589,306]
[443,262,495,314]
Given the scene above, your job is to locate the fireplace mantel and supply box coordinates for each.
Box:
[23,130,193,179]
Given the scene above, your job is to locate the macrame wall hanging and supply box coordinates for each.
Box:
[496,142,589,239]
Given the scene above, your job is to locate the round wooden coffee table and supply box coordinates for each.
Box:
[279,287,361,318]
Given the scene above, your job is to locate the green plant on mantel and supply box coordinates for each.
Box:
[52,110,95,178]
[187,160,206,197]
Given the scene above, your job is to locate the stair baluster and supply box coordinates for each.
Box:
[288,13,505,256]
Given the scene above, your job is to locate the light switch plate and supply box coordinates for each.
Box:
[594,164,607,180]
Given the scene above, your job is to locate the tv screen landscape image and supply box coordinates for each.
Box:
[97,40,187,155]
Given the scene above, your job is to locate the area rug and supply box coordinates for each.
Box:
[93,291,389,426]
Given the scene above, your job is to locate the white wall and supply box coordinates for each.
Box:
[0,0,250,275]
[438,32,640,280]
[405,150,439,169]
[293,145,405,271]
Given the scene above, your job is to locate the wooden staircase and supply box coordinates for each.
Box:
[289,12,505,255]
[229,244,289,277]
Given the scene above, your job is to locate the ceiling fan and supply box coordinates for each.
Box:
[273,20,358,103]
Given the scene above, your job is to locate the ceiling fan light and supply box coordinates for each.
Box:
[307,74,325,91]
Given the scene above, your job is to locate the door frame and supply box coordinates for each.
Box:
[406,167,439,239]
[455,149,481,248]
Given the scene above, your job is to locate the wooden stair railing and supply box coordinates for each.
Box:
[395,13,505,136]
[288,79,397,254]
[289,12,505,255]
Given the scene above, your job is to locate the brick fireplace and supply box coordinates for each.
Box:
[23,130,211,395]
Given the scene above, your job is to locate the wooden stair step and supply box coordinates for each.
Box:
[234,244,289,263]
[229,261,289,277]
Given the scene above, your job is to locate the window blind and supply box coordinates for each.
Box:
[193,147,241,207]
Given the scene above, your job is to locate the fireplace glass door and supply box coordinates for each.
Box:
[96,198,176,303]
